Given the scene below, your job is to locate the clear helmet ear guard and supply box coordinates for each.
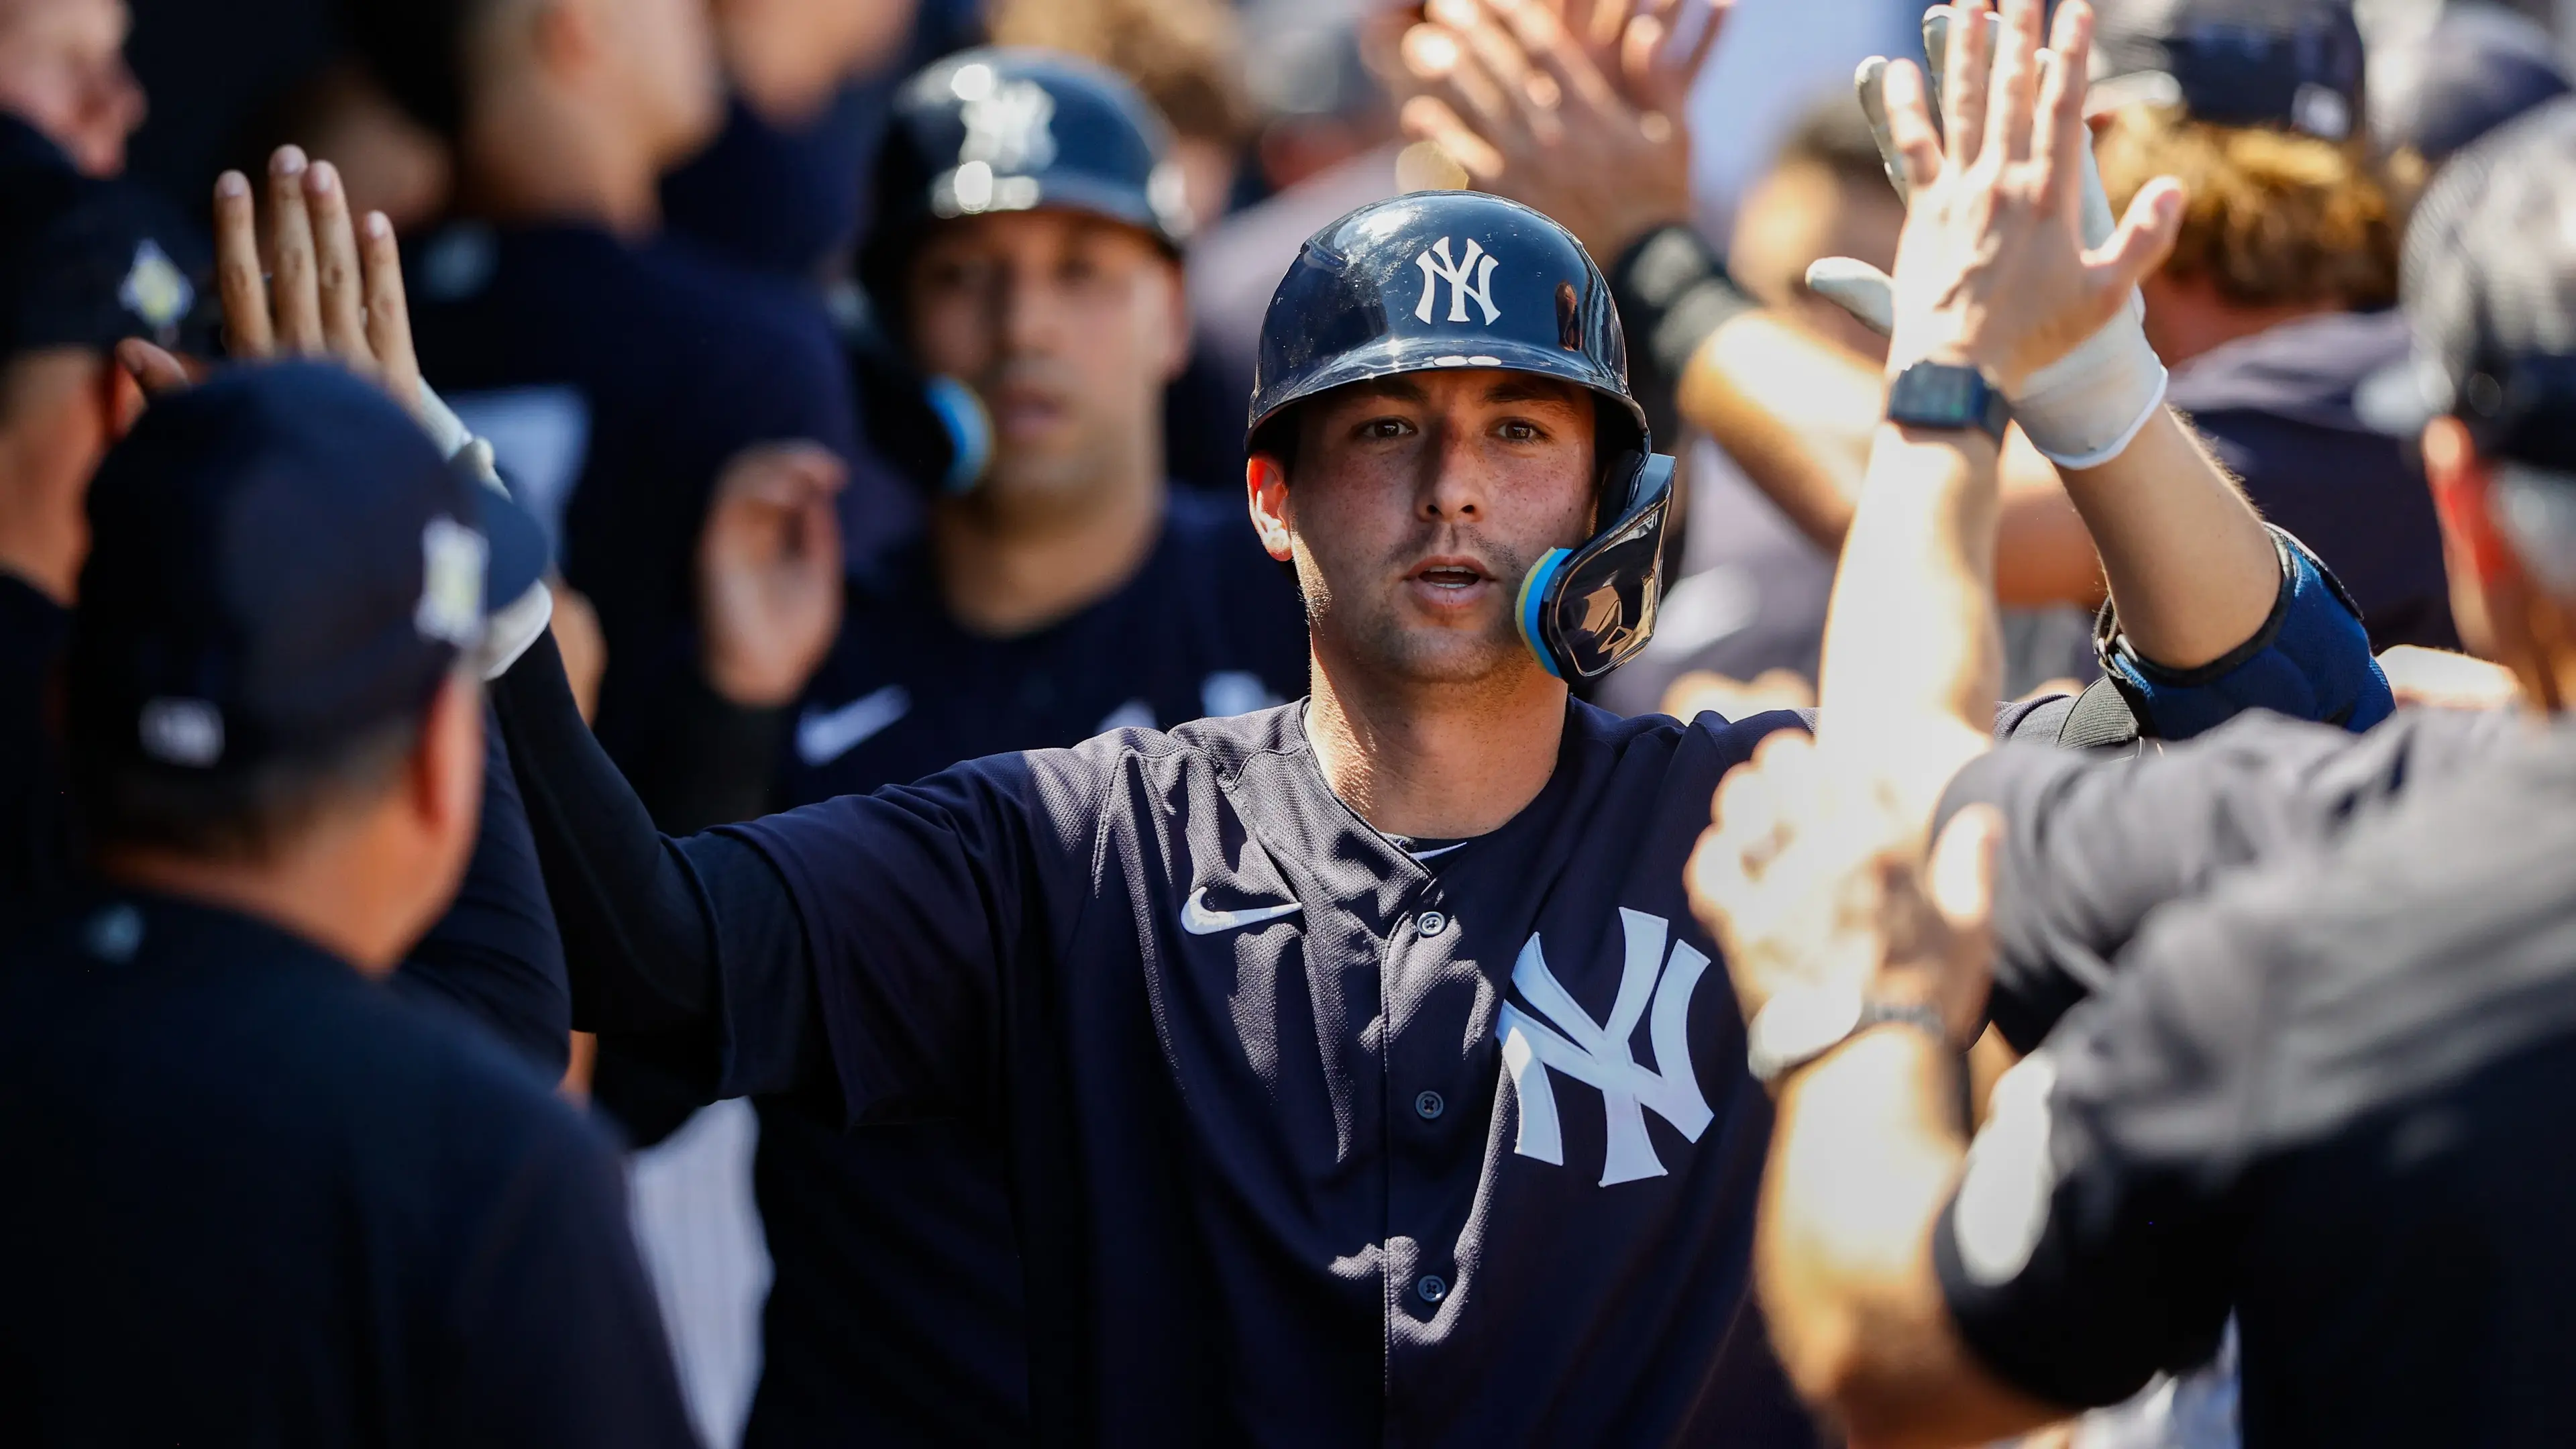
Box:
[1516,450,1674,681]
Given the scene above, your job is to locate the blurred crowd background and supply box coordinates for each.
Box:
[7,0,2574,1442]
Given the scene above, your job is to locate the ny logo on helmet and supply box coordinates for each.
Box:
[1415,237,1503,325]
[1497,908,1714,1186]
[960,77,1057,173]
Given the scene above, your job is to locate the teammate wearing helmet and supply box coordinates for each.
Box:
[488,116,2381,1440]
[606,51,1309,1444]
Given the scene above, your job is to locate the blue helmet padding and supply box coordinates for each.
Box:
[1518,547,1573,679]
[2104,527,2394,738]
[922,376,993,494]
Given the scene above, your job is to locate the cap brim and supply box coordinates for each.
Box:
[1245,334,1648,449]
[466,464,551,612]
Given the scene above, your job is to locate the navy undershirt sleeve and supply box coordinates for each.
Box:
[392,703,574,1077]
[491,625,828,1104]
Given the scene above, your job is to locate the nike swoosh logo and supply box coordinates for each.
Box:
[796,685,911,767]
[1180,886,1303,936]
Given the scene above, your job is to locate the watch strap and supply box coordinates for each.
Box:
[1886,360,2010,440]
[1752,994,1953,1087]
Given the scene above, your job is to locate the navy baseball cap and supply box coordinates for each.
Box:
[2088,0,2368,140]
[2369,5,2570,166]
[0,113,217,362]
[2357,97,2576,472]
[66,364,549,779]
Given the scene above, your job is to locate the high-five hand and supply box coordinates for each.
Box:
[1875,0,2181,395]
[1397,0,1728,260]
[122,146,425,417]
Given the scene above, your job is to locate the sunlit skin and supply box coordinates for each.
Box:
[1249,370,1598,690]
[906,210,1188,527]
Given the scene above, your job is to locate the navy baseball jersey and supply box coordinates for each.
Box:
[746,487,1309,1444]
[0,889,694,1446]
[669,700,1820,1444]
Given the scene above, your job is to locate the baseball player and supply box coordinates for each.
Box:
[490,134,2387,1443]
[594,53,1313,1444]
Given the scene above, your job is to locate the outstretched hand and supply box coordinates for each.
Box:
[1688,731,1999,1047]
[121,146,423,415]
[696,442,848,709]
[1398,0,1727,260]
[1876,0,2181,392]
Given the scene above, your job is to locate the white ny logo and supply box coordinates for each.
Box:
[1414,237,1503,325]
[1497,908,1715,1186]
[961,79,1057,172]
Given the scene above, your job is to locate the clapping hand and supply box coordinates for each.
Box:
[1686,731,1999,1049]
[120,146,423,416]
[696,442,847,708]
[1398,0,1727,261]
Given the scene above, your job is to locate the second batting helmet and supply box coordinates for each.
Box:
[1246,191,1672,683]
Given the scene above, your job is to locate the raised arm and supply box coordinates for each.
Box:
[1689,5,2186,1438]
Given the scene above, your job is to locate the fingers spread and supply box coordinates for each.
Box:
[2036,3,2096,214]
[1880,59,1945,195]
[1854,56,1911,203]
[1938,4,1992,170]
[264,146,324,354]
[1401,95,1509,180]
[1496,0,1624,119]
[211,170,272,358]
[1985,0,2043,165]
[305,162,372,365]
[2087,176,2185,293]
[360,211,423,412]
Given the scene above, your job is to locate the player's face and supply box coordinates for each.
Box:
[907,210,1189,509]
[1273,371,1596,686]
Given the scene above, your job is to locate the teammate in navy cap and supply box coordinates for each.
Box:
[1701,88,2576,1448]
[598,50,1308,1444]
[0,361,694,1446]
[486,21,2383,1436]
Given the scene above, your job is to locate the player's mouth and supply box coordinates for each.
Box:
[988,383,1071,439]
[1403,555,1496,610]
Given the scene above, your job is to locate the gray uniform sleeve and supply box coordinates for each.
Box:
[1939,707,2514,1051]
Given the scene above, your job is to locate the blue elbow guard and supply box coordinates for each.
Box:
[2098,527,2394,740]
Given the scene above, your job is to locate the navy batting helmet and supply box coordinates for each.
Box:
[1247,191,1673,683]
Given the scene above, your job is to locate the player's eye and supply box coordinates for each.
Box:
[1358,417,1415,441]
[1495,418,1546,443]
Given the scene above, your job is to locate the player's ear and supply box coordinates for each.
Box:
[1246,454,1293,562]
[2425,416,2510,590]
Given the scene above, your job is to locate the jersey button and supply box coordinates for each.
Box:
[1416,910,1447,938]
[1413,1090,1446,1120]
[1415,1275,1448,1305]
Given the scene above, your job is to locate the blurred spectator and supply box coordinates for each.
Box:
[2369,1,2569,176]
[230,58,453,234]
[2082,0,2457,651]
[0,0,145,178]
[347,0,904,826]
[1726,97,1905,365]
[1681,0,1916,241]
[987,0,1266,488]
[987,0,1256,234]
[660,0,982,286]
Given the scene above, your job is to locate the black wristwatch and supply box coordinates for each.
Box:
[1886,359,2010,441]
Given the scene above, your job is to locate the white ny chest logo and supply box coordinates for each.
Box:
[1415,237,1503,325]
[1497,908,1715,1186]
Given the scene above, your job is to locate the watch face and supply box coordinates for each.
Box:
[1892,363,1987,427]
[1746,983,1866,1082]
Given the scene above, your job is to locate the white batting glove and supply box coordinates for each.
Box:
[1809,8,2167,468]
